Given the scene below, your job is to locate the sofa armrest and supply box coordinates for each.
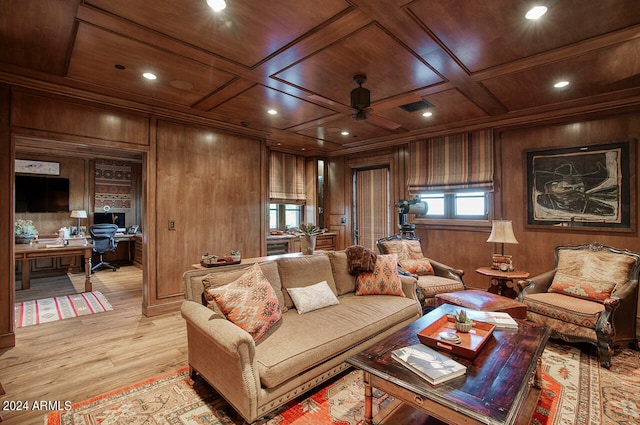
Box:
[181,300,261,420]
[429,258,465,283]
[516,269,556,299]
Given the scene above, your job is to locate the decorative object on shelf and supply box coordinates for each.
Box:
[15,159,60,175]
[394,196,427,234]
[15,219,38,244]
[230,249,241,262]
[454,309,473,333]
[70,210,88,236]
[486,219,518,271]
[201,253,218,265]
[294,223,326,255]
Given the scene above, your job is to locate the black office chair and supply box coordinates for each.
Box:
[89,223,119,272]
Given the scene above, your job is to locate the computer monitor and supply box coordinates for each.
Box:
[94,212,125,231]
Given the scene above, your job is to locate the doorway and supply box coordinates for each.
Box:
[353,167,391,251]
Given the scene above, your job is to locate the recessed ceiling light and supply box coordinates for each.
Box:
[525,6,548,20]
[267,109,278,115]
[341,130,350,136]
[554,81,570,88]
[142,72,157,80]
[422,111,433,117]
[206,0,226,12]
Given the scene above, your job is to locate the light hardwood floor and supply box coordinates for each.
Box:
[1,266,187,425]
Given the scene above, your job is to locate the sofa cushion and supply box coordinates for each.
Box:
[399,258,434,276]
[277,255,338,309]
[328,251,356,295]
[522,292,603,329]
[356,254,404,296]
[202,261,287,313]
[286,280,340,314]
[345,245,377,274]
[206,263,282,342]
[550,248,637,302]
[255,293,419,388]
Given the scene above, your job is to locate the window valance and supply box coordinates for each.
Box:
[407,130,494,194]
[269,151,306,204]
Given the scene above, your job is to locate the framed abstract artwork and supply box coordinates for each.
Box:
[526,141,635,231]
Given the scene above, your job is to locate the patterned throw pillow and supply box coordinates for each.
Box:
[399,258,434,275]
[550,248,637,302]
[206,263,282,341]
[286,280,340,314]
[356,254,404,296]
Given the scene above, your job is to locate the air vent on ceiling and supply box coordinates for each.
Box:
[398,99,435,113]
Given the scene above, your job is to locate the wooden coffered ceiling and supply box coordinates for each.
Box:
[1,0,640,156]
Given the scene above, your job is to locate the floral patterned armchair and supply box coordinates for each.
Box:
[377,234,465,310]
[517,242,640,368]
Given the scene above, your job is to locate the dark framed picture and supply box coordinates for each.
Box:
[526,141,635,231]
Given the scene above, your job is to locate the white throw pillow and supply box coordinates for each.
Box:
[286,280,340,314]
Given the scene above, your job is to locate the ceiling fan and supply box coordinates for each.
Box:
[350,74,371,121]
[350,74,402,131]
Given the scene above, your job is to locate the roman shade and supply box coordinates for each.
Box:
[269,151,306,204]
[407,130,494,194]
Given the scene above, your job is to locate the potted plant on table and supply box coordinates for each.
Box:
[15,219,39,244]
[455,309,473,333]
[294,223,326,255]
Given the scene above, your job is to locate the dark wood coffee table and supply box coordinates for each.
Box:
[347,303,550,425]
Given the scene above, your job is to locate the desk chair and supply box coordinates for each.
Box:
[89,223,119,272]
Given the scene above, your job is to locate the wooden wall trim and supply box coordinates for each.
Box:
[0,83,15,348]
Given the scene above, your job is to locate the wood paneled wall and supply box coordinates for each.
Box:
[413,112,640,295]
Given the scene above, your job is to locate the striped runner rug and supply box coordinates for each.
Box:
[14,291,113,328]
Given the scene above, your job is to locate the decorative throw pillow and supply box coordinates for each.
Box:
[345,245,378,275]
[550,248,637,302]
[399,258,434,275]
[206,263,282,341]
[356,254,404,296]
[286,280,340,314]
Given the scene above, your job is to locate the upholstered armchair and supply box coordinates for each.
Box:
[517,242,640,368]
[377,234,465,309]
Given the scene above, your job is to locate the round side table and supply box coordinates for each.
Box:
[475,267,530,299]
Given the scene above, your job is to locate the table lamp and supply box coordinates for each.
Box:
[70,210,88,236]
[486,219,518,271]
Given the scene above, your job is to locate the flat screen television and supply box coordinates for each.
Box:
[15,175,70,213]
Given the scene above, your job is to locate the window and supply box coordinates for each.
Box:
[270,204,303,230]
[421,191,488,219]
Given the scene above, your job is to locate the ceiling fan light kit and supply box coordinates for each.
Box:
[350,74,370,112]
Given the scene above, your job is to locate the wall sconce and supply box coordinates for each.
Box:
[486,219,518,271]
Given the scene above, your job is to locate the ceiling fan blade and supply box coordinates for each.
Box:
[366,113,403,131]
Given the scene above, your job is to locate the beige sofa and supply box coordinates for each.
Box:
[181,251,422,424]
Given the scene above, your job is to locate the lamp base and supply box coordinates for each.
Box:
[491,254,513,271]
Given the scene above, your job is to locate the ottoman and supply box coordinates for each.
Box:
[435,289,527,319]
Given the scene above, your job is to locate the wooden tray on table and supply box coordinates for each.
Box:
[200,260,241,268]
[417,314,495,359]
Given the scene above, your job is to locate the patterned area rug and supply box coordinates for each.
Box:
[44,342,639,425]
[14,291,113,328]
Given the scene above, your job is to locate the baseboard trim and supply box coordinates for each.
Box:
[143,299,182,317]
[0,331,16,349]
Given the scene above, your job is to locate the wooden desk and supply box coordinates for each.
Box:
[475,267,530,299]
[15,243,95,292]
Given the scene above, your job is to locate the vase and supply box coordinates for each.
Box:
[300,235,317,255]
[15,234,35,244]
[455,322,473,333]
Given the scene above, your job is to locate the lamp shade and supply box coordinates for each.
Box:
[70,210,88,219]
[486,220,518,244]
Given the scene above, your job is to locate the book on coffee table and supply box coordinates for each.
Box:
[462,310,519,329]
[391,343,466,385]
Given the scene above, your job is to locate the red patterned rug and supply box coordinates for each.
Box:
[45,342,639,425]
[14,291,113,328]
